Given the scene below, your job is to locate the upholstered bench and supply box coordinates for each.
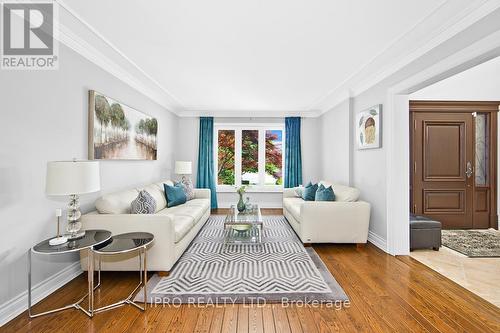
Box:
[410,214,442,251]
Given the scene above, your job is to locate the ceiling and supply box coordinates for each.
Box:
[60,0,483,115]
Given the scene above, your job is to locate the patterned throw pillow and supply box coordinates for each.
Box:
[294,186,304,198]
[175,178,195,201]
[131,190,157,214]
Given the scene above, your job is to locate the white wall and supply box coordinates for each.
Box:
[301,117,322,184]
[0,44,178,317]
[411,56,500,100]
[318,99,352,185]
[318,94,387,239]
[351,87,388,239]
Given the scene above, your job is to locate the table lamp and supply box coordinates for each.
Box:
[46,160,100,240]
[175,161,192,182]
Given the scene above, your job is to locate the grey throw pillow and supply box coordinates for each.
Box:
[131,190,157,214]
[294,186,304,198]
[176,178,195,201]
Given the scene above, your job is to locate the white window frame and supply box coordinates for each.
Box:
[214,123,285,193]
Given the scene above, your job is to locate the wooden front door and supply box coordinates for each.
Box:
[410,101,498,230]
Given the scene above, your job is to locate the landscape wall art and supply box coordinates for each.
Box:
[88,90,158,160]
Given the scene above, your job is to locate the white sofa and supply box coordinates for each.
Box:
[283,181,370,244]
[79,179,210,273]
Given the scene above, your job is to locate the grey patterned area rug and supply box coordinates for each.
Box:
[442,229,500,257]
[135,215,348,304]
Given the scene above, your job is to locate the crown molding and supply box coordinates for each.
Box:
[180,108,322,118]
[52,0,184,115]
[13,0,500,118]
[311,0,500,114]
[351,0,500,97]
[314,90,352,116]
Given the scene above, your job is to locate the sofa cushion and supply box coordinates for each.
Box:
[320,181,360,202]
[164,184,187,208]
[158,203,207,222]
[136,184,167,212]
[95,189,139,214]
[315,184,335,201]
[182,198,210,212]
[131,190,156,214]
[302,182,318,201]
[173,215,195,243]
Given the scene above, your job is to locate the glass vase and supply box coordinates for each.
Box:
[237,193,245,212]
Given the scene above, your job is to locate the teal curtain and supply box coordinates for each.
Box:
[284,117,302,188]
[196,117,218,208]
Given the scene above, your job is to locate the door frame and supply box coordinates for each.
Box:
[409,101,498,229]
[384,32,500,255]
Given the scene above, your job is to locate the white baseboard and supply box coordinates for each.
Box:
[217,202,283,209]
[368,230,388,253]
[0,262,82,327]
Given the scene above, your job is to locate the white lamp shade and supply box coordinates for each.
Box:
[46,160,101,196]
[175,161,192,175]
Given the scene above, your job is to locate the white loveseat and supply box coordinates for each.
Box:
[283,181,370,244]
[79,180,210,273]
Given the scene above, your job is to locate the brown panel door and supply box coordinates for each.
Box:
[412,112,474,229]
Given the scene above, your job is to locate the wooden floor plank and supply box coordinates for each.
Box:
[221,306,238,333]
[248,306,264,333]
[294,307,319,333]
[237,305,249,332]
[272,303,291,333]
[262,304,276,333]
[208,307,225,333]
[194,307,215,333]
[284,306,303,333]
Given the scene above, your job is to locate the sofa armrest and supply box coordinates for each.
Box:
[299,201,371,243]
[80,212,176,270]
[283,188,297,198]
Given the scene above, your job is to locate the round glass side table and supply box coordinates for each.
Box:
[29,229,112,318]
[91,232,154,313]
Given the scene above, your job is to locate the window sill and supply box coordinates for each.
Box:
[216,186,283,193]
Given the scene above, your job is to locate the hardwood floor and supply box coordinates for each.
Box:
[4,210,499,332]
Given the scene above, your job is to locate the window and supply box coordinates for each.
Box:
[265,130,283,185]
[217,130,235,185]
[215,124,284,191]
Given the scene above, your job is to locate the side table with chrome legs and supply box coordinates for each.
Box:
[90,232,154,313]
[28,230,111,318]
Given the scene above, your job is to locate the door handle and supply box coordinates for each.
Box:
[466,161,473,178]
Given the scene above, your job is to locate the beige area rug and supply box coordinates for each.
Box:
[442,229,500,257]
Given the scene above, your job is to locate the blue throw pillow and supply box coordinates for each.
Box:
[315,184,335,201]
[164,183,187,208]
[302,182,318,201]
